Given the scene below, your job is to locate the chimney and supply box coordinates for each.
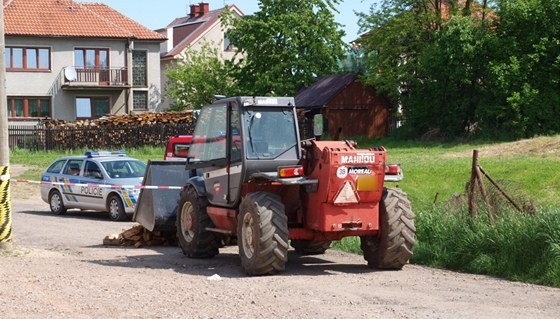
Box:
[189,4,200,18]
[199,2,209,16]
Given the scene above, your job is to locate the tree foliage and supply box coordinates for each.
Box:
[482,0,560,138]
[225,0,346,96]
[165,44,236,111]
[358,0,560,139]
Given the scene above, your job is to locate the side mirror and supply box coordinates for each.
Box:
[313,114,324,137]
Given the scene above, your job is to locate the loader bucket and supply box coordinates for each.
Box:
[133,160,190,232]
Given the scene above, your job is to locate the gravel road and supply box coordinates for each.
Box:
[1,178,559,319]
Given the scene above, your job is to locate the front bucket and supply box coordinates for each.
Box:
[133,160,190,232]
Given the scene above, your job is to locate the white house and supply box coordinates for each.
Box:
[157,2,244,110]
[4,0,166,123]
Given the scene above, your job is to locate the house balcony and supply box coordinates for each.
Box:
[61,66,130,90]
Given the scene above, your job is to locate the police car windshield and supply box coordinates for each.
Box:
[101,160,146,179]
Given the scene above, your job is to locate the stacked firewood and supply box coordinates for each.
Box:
[43,110,195,129]
[39,110,195,149]
[103,224,178,248]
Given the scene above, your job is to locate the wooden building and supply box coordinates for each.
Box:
[295,73,391,139]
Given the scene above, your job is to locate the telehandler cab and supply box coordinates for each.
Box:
[134,96,415,275]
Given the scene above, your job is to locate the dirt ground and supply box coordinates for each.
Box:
[1,166,559,319]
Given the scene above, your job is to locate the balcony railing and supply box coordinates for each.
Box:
[61,66,129,88]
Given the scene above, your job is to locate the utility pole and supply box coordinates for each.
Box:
[0,4,13,248]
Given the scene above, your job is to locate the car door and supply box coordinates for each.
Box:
[60,159,85,208]
[80,160,106,210]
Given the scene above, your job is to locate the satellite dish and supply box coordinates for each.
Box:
[64,66,77,81]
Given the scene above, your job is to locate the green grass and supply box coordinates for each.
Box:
[413,206,560,287]
[8,136,560,287]
[337,136,560,287]
[361,137,560,210]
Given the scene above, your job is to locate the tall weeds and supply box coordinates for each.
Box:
[412,206,560,287]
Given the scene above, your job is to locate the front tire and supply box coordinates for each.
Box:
[49,190,67,215]
[361,187,415,269]
[176,187,220,258]
[291,240,331,255]
[238,192,289,276]
[108,194,128,221]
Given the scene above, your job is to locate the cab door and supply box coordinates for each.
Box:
[187,101,242,207]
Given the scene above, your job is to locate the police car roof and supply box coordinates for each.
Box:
[56,155,138,161]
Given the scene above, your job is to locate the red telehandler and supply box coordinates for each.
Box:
[134,96,415,275]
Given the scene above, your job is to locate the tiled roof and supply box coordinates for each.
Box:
[162,5,243,59]
[3,0,166,40]
[295,73,358,109]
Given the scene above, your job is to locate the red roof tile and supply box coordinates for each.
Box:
[3,0,165,40]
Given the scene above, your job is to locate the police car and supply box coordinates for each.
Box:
[40,151,146,221]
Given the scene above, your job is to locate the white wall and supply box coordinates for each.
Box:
[6,36,162,121]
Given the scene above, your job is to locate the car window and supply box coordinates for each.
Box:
[62,160,84,176]
[46,160,66,174]
[84,161,103,179]
[101,160,146,179]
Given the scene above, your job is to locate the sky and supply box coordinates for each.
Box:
[76,0,379,44]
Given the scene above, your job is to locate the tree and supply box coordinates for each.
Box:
[406,16,493,137]
[480,0,560,138]
[359,0,560,139]
[357,0,498,138]
[225,0,346,96]
[164,44,236,111]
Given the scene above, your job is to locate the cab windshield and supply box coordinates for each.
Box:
[243,108,297,159]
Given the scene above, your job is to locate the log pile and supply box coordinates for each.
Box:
[103,224,178,248]
[40,110,196,149]
[44,110,195,129]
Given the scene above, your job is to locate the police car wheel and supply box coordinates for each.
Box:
[49,190,67,215]
[108,195,128,221]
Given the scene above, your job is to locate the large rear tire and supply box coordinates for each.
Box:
[237,192,289,275]
[361,187,415,269]
[176,187,220,258]
[291,240,331,255]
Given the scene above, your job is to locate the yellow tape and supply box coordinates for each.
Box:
[0,166,13,243]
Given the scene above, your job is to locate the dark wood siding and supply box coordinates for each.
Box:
[324,81,390,138]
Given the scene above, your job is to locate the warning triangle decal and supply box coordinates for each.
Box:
[334,181,359,204]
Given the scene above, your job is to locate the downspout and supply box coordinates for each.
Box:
[126,38,134,114]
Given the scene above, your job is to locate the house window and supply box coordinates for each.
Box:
[6,47,50,71]
[132,51,147,87]
[76,97,110,119]
[7,96,51,118]
[74,48,109,69]
[133,91,148,110]
[224,35,234,51]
